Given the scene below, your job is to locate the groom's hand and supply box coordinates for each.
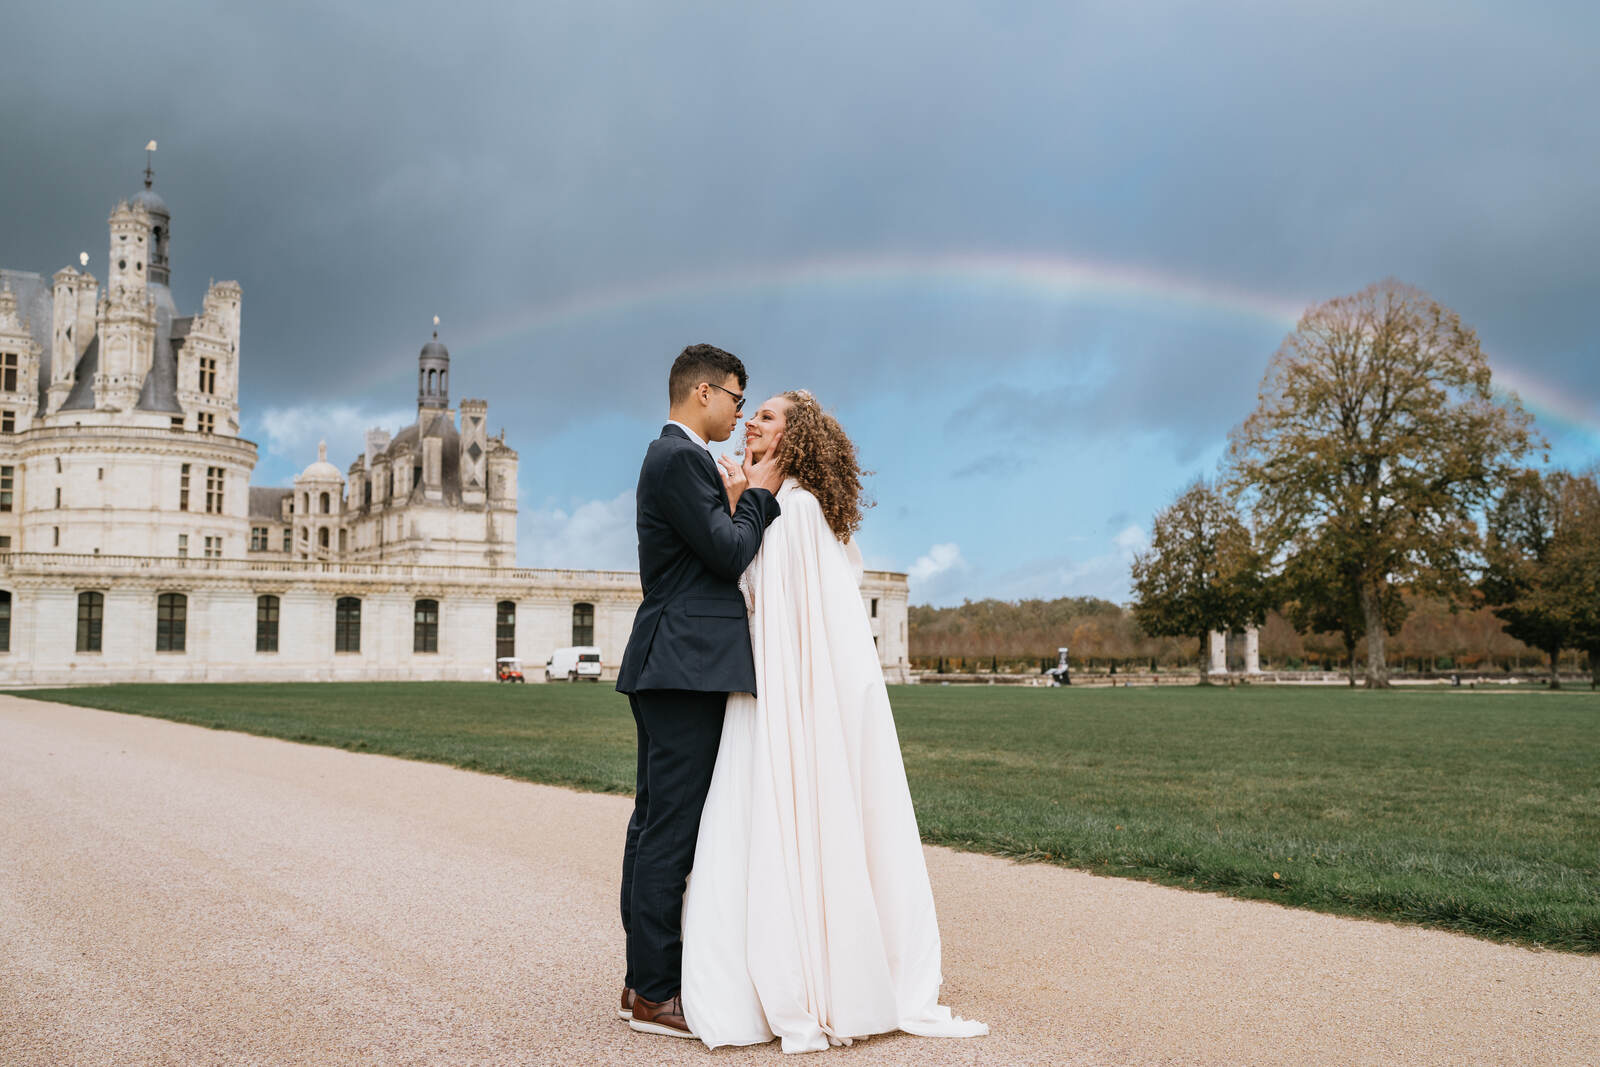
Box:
[718,455,748,514]
[745,432,785,494]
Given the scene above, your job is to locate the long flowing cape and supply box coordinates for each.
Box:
[682,479,986,1052]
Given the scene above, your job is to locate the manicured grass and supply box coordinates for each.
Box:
[11,682,1598,953]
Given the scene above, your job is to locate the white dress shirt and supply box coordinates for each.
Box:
[667,419,711,452]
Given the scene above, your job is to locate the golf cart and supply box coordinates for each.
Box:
[496,657,526,683]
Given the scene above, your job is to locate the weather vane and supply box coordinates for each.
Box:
[144,140,157,189]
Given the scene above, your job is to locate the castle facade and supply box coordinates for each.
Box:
[0,169,911,685]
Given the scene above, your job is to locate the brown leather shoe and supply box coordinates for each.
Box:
[628,993,694,1039]
[618,986,636,1020]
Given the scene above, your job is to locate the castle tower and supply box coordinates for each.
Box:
[106,201,153,299]
[179,280,243,434]
[49,268,80,413]
[365,428,392,509]
[130,161,172,286]
[96,201,157,411]
[418,330,449,413]
[293,442,345,560]
[48,264,98,414]
[459,399,488,506]
[484,432,519,566]
[486,437,518,507]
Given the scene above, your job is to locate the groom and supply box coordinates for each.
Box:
[616,343,785,1039]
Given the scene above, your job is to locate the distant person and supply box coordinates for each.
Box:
[678,390,987,1051]
[615,344,785,1039]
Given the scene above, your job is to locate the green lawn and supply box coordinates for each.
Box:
[10,682,1598,953]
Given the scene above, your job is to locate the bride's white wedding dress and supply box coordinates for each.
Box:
[681,478,987,1053]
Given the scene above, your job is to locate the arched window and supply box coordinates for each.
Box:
[363,480,372,507]
[440,370,447,395]
[414,599,439,653]
[320,491,330,514]
[335,597,361,653]
[0,590,10,653]
[76,591,103,652]
[338,529,347,553]
[256,595,280,653]
[496,600,516,660]
[156,593,186,652]
[303,492,310,514]
[428,369,437,392]
[319,527,329,549]
[572,602,594,646]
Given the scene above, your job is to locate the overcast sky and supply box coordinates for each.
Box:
[4,1,1596,604]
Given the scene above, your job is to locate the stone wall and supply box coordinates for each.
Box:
[1,424,256,558]
[0,553,911,686]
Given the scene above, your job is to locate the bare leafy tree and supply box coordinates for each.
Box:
[1130,480,1267,682]
[1521,470,1600,688]
[1481,468,1587,688]
[1279,530,1404,686]
[1228,280,1533,688]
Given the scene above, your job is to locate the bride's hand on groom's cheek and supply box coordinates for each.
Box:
[719,455,748,513]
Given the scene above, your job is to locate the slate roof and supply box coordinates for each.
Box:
[133,283,182,413]
[374,409,465,504]
[58,336,98,410]
[2,269,186,416]
[249,487,293,520]
[130,188,170,218]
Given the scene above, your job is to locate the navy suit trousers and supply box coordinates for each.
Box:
[619,688,727,1002]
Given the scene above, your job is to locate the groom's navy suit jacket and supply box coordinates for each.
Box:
[616,425,781,695]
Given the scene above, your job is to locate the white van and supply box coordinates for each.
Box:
[546,646,603,682]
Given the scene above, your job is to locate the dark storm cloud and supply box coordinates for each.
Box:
[3,0,1596,538]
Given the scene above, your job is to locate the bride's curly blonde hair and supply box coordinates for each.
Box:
[773,390,871,542]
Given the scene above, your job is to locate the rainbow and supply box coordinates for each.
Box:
[454,251,1598,451]
[458,252,1306,344]
[1488,364,1600,452]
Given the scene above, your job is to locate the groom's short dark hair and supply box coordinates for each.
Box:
[669,344,747,406]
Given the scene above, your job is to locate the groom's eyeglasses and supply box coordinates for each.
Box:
[707,382,746,412]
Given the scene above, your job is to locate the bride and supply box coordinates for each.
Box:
[680,390,987,1053]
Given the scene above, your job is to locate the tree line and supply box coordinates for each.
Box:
[907,593,1587,678]
[1127,280,1600,689]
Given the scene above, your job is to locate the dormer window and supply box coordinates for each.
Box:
[0,352,15,391]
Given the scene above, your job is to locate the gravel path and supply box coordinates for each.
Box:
[2,695,1595,1067]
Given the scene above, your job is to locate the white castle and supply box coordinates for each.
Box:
[0,164,911,684]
